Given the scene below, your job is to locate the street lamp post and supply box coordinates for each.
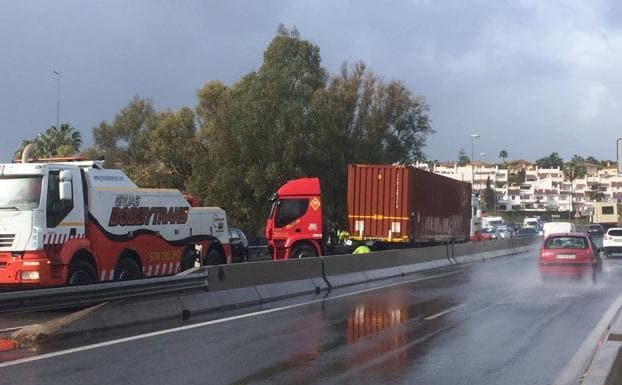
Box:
[470,134,480,187]
[52,70,61,128]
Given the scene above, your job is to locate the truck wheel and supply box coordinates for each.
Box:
[291,244,317,259]
[204,249,224,265]
[181,249,198,271]
[114,258,142,280]
[66,260,96,285]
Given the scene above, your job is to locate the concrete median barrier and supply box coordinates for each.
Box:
[203,257,326,304]
[322,247,446,289]
[9,237,540,343]
[205,258,323,291]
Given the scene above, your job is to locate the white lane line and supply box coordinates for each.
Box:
[0,270,462,369]
[423,304,467,321]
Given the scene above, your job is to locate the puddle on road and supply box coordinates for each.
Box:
[229,292,462,385]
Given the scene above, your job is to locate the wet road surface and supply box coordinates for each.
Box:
[2,245,622,385]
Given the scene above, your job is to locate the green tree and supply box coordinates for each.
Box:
[91,96,156,170]
[146,107,199,189]
[88,96,199,189]
[563,155,587,217]
[457,148,470,166]
[498,150,508,163]
[536,152,564,169]
[508,170,525,186]
[585,155,599,165]
[191,26,328,232]
[15,123,82,160]
[588,183,605,202]
[306,61,432,226]
[191,26,433,233]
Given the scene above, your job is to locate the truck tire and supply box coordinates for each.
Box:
[114,258,142,280]
[181,249,198,271]
[66,260,96,285]
[291,244,317,259]
[204,249,224,265]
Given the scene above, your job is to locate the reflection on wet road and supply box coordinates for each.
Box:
[2,246,622,385]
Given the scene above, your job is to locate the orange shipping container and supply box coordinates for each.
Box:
[347,164,471,244]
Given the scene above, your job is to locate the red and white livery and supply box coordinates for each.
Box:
[0,154,230,287]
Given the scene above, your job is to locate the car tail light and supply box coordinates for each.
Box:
[539,250,554,260]
[605,235,613,240]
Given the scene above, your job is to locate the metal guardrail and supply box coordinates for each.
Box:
[0,272,208,314]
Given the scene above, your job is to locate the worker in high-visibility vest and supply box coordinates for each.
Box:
[337,230,350,243]
[352,244,371,254]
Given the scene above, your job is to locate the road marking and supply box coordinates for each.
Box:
[423,304,467,321]
[0,270,462,369]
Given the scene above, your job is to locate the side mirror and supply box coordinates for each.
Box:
[59,181,72,201]
[59,170,73,201]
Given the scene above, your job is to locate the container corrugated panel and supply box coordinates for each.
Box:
[347,164,471,243]
[347,164,410,242]
[409,167,471,242]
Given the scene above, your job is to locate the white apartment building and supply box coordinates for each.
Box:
[415,161,622,214]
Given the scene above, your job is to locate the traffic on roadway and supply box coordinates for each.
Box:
[2,239,622,385]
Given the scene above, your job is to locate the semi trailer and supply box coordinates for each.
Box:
[265,164,478,260]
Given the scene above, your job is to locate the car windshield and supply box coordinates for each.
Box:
[519,228,536,234]
[608,229,622,236]
[545,236,587,249]
[481,228,495,233]
[0,176,43,211]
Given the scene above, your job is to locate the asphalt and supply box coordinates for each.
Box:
[2,239,622,385]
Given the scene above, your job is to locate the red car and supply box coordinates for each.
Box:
[538,233,602,281]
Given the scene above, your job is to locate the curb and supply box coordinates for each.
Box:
[555,292,622,385]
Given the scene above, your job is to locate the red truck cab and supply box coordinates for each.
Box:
[265,178,323,259]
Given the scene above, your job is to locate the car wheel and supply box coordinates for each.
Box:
[114,258,142,280]
[204,249,225,265]
[291,244,317,259]
[66,260,96,285]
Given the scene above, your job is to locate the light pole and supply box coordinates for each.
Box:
[470,134,480,187]
[52,70,61,128]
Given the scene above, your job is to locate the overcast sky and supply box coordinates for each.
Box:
[2,0,621,163]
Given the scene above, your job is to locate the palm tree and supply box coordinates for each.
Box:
[16,124,82,160]
[498,150,508,163]
[563,155,587,220]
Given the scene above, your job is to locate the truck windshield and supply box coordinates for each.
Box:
[0,176,43,210]
[275,198,309,228]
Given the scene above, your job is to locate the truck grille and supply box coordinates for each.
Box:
[0,234,15,248]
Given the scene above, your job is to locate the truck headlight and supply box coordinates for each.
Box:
[20,271,40,280]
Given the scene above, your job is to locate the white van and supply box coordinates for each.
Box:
[542,222,575,238]
[523,217,540,229]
